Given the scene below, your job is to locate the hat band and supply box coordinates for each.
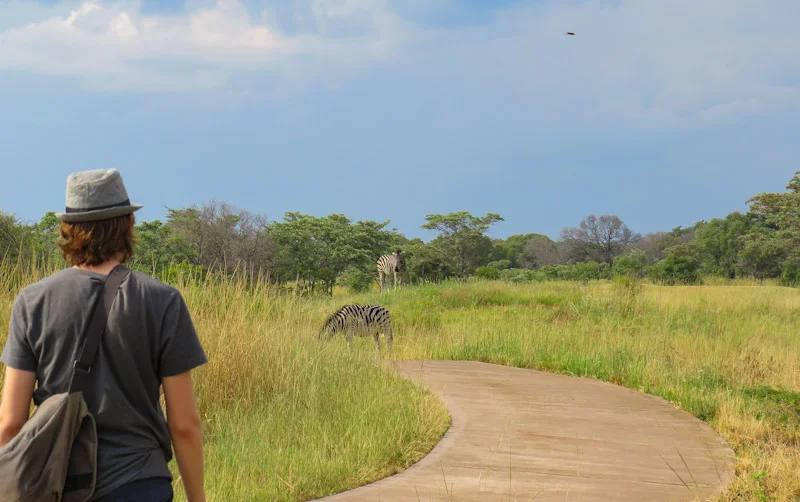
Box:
[65,199,132,214]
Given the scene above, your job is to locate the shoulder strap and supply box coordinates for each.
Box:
[69,265,131,394]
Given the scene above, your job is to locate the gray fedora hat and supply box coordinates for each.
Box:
[55,169,143,222]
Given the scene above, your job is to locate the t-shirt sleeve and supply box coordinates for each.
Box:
[1,293,37,372]
[158,291,207,378]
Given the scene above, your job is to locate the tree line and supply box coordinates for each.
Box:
[2,171,798,291]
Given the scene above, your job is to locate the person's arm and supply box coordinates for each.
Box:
[163,370,205,502]
[0,367,36,447]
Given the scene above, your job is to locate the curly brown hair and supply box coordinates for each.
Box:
[58,214,137,267]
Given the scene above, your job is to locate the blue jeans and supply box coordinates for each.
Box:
[93,477,173,502]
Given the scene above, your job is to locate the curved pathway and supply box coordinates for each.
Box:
[317,360,735,502]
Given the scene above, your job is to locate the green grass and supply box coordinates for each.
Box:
[345,279,800,501]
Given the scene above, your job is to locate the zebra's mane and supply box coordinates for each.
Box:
[321,304,355,330]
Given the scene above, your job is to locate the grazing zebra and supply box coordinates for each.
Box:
[377,250,406,293]
[320,304,393,350]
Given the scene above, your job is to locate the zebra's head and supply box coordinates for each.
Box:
[395,250,406,271]
[320,312,340,338]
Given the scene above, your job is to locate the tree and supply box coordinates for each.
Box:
[519,237,564,269]
[268,213,397,294]
[165,200,276,278]
[421,212,504,278]
[129,219,197,274]
[613,249,649,278]
[633,226,697,264]
[400,238,456,283]
[693,212,754,279]
[489,233,549,267]
[739,231,787,281]
[0,212,24,260]
[746,170,800,264]
[560,215,641,264]
[29,211,61,260]
[648,243,702,285]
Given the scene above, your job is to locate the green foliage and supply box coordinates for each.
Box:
[693,212,754,278]
[648,243,702,285]
[498,268,538,283]
[422,211,503,277]
[497,262,614,283]
[489,233,548,267]
[747,170,800,265]
[486,260,511,270]
[395,238,455,283]
[130,219,197,273]
[779,261,800,287]
[269,212,397,294]
[564,261,612,281]
[2,169,799,289]
[475,266,499,279]
[0,211,25,260]
[739,231,788,281]
[340,267,374,293]
[0,211,63,265]
[612,249,648,278]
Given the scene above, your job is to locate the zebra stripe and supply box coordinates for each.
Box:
[377,250,406,293]
[321,304,393,349]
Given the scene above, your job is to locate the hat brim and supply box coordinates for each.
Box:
[55,204,143,223]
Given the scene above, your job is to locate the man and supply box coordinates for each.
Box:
[0,169,207,501]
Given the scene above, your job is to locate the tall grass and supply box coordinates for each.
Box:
[3,256,799,500]
[347,278,800,501]
[0,258,450,501]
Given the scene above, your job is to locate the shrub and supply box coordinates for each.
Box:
[648,244,702,285]
[341,267,374,293]
[780,261,800,287]
[498,268,537,282]
[486,260,512,270]
[475,266,500,280]
[613,249,648,279]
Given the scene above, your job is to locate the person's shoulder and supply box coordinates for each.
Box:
[128,269,183,301]
[17,267,81,298]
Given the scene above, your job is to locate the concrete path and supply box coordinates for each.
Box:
[317,360,736,502]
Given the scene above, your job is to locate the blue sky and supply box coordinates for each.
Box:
[1,1,799,241]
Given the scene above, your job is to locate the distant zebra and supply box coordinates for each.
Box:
[377,250,406,293]
[320,304,393,350]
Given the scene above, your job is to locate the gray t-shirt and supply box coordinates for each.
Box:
[1,267,207,498]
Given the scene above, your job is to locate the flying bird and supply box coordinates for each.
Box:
[566,32,575,35]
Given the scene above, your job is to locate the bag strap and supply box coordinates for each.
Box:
[69,265,131,394]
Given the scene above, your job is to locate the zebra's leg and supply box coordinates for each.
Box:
[378,271,384,294]
[373,328,381,351]
[345,317,355,349]
[385,326,393,349]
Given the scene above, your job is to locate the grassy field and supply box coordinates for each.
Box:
[351,278,799,501]
[2,260,799,500]
[0,260,450,501]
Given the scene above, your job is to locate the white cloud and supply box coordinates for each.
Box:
[0,0,410,91]
[0,0,798,126]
